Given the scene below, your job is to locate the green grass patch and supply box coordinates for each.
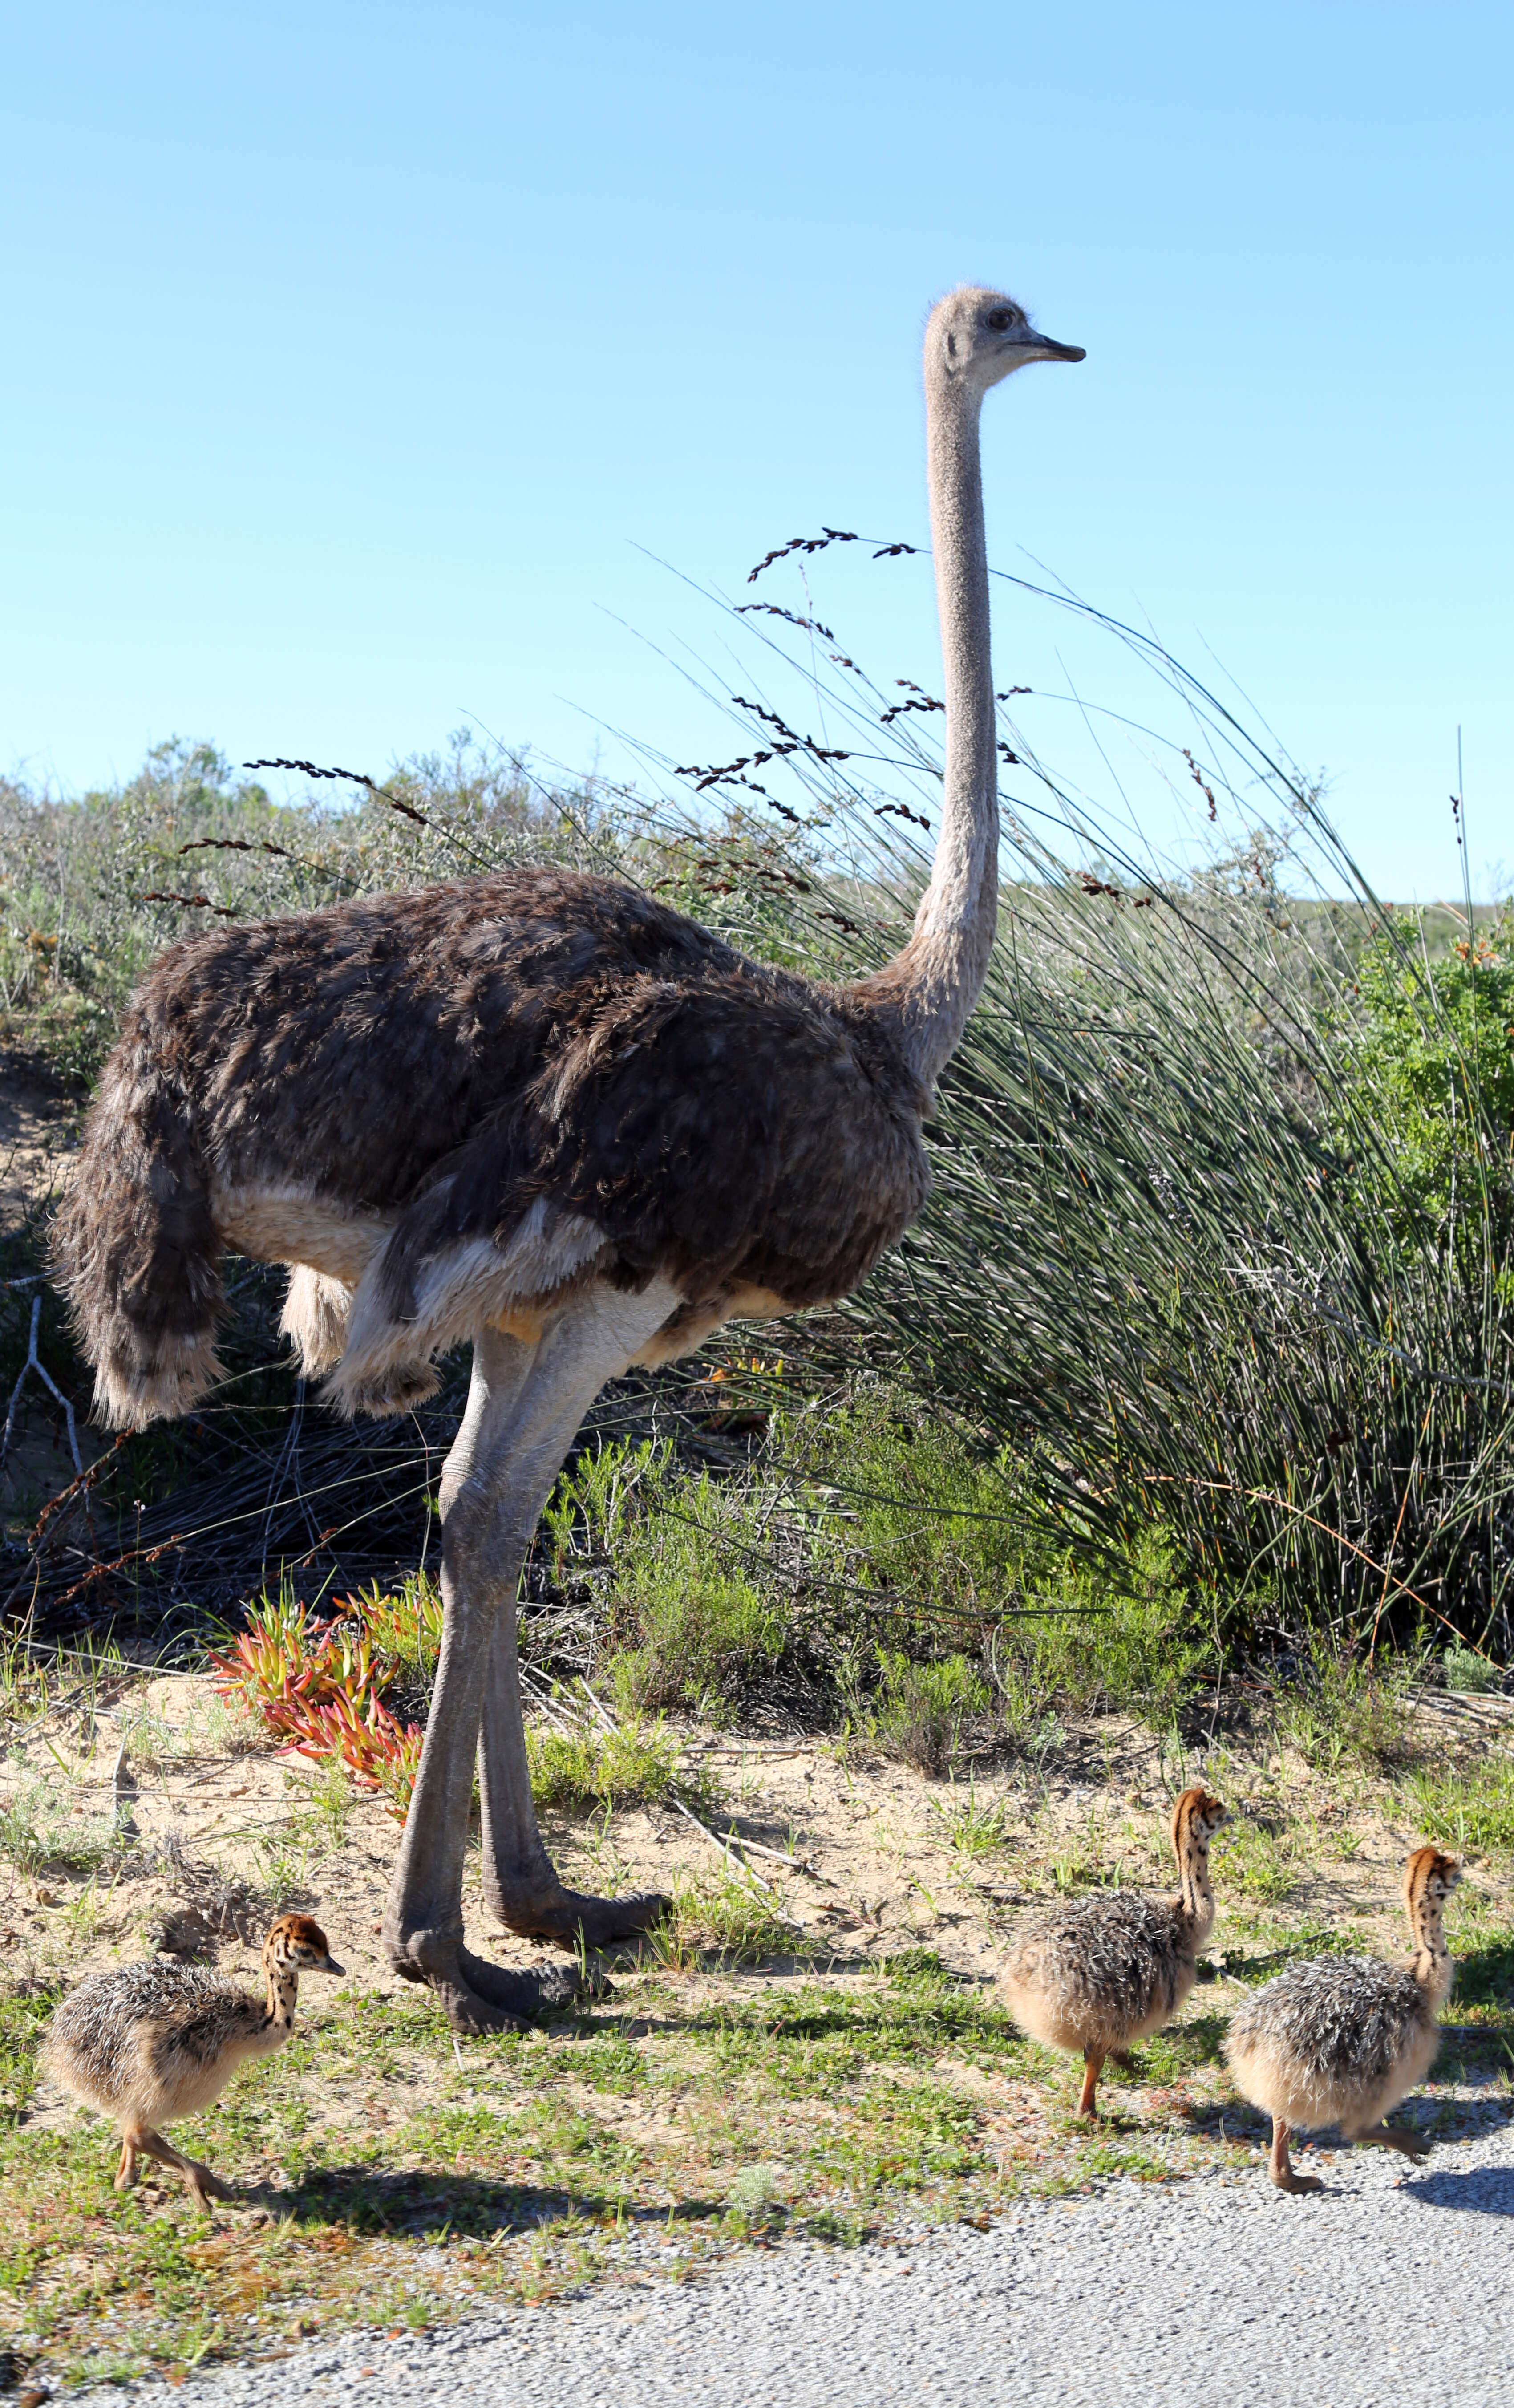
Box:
[1405,1757,1514,1857]
[0,1769,128,1879]
[1213,1817,1298,1905]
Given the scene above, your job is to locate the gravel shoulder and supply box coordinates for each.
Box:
[102,2117,1513,2408]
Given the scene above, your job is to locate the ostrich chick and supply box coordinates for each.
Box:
[1000,1786,1229,2116]
[42,1913,343,2210]
[1224,1846,1459,2195]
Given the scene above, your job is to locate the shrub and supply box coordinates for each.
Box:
[1444,1647,1499,1695]
[638,571,1514,1652]
[1271,1638,1416,1774]
[525,1715,690,1814]
[1344,910,1514,1284]
[860,1649,988,1775]
[546,1448,787,1716]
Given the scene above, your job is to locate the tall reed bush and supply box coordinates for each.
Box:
[626,551,1513,1651]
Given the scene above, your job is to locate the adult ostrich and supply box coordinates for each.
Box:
[55,287,1083,2032]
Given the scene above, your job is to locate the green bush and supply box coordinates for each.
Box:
[526,1714,693,1815]
[1344,911,1514,1288]
[542,1446,787,1718]
[1444,1646,1499,1695]
[607,1475,786,1717]
[1271,1637,1416,1773]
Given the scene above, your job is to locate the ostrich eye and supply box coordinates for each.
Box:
[987,309,1013,332]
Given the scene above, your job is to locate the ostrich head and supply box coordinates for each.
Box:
[264,1913,345,1978]
[927,284,1085,393]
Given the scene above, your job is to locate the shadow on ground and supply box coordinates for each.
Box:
[1401,2165,1514,2216]
[258,2164,724,2237]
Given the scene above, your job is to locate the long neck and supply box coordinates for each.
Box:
[263,1962,299,2030]
[1409,1905,1453,2010]
[851,367,999,1093]
[1174,1834,1214,1945]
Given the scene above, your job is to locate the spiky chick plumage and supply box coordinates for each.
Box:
[1224,1846,1458,2193]
[999,1786,1228,2115]
[43,1912,343,2210]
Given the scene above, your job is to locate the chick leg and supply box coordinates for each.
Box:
[124,2125,235,2211]
[1268,2117,1324,2194]
[1077,2048,1105,2117]
[114,2135,138,2189]
[1354,2120,1430,2162]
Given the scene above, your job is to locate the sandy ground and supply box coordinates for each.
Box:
[0,1051,77,1228]
[6,1667,1507,2082]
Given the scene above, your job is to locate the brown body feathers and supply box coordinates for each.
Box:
[53,871,930,1427]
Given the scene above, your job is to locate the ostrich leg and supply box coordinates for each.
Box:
[476,1553,670,1947]
[382,1282,679,2034]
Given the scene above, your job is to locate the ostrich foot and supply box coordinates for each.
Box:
[1268,2121,1324,2195]
[183,2161,236,2213]
[486,1880,671,1952]
[1269,2164,1325,2195]
[385,1925,583,2034]
[1357,2121,1430,2161]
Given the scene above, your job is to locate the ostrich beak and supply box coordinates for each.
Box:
[1026,334,1086,362]
[315,1953,346,1976]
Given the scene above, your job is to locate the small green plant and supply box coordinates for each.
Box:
[116,1702,189,1772]
[661,1869,803,1966]
[725,2163,783,2234]
[931,1779,1013,1861]
[189,1696,260,1757]
[1444,1648,1499,1695]
[526,1714,700,1815]
[862,1650,988,1776]
[1048,1828,1121,1894]
[1214,1817,1296,1905]
[0,1769,126,1876]
[289,1756,358,1847]
[347,1572,445,1684]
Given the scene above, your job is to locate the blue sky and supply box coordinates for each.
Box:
[3,0,1510,897]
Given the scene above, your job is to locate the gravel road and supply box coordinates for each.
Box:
[105,2116,1513,2408]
